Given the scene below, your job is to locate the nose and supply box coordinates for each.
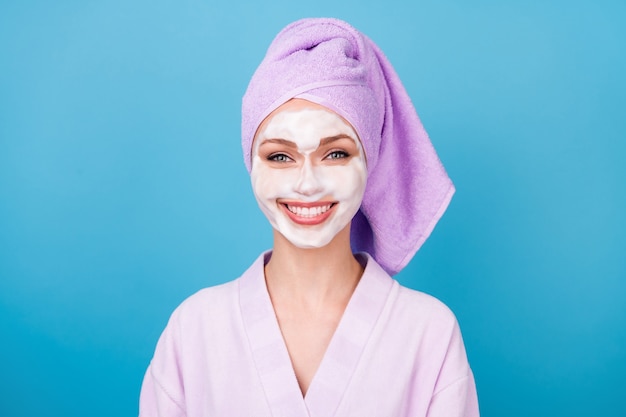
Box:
[294,159,323,196]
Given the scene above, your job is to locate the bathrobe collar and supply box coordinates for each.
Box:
[238,251,394,417]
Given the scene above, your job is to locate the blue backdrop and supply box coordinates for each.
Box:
[1,1,624,416]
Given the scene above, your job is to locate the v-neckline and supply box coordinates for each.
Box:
[239,251,394,417]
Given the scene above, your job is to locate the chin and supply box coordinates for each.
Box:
[283,233,335,249]
[273,222,340,249]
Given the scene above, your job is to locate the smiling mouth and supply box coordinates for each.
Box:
[279,201,337,225]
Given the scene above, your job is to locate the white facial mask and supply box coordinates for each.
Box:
[251,107,367,248]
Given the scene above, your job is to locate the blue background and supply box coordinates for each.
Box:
[1,0,624,416]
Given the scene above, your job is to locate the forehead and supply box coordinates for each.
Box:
[254,99,359,144]
[263,109,354,139]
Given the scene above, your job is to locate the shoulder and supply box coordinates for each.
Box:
[166,279,240,330]
[361,253,460,333]
[161,252,267,336]
[148,277,248,367]
[177,279,239,312]
[394,284,458,326]
[388,285,472,382]
[381,282,465,357]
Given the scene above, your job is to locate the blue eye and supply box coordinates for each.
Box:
[326,150,349,160]
[268,153,293,162]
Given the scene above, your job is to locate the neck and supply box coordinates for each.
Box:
[265,226,364,309]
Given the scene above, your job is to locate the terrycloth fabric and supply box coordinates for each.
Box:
[139,252,480,416]
[242,18,455,275]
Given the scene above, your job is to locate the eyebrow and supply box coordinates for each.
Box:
[259,138,298,147]
[260,134,356,148]
[319,134,356,146]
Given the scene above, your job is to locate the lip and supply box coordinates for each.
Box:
[278,200,337,226]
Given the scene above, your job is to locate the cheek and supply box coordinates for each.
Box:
[319,161,367,199]
[251,161,298,200]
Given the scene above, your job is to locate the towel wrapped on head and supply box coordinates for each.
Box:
[242,18,454,275]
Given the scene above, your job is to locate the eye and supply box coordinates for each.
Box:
[267,153,293,163]
[325,150,349,160]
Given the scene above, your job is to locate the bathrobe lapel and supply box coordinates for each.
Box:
[304,253,393,416]
[239,253,309,417]
[239,252,394,417]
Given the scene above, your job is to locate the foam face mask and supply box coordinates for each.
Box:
[251,107,367,248]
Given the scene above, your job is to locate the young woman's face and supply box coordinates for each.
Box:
[251,99,367,249]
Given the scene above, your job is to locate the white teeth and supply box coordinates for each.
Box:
[286,204,332,218]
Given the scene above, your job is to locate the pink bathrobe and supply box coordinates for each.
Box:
[139,252,479,416]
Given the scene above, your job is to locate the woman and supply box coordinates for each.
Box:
[140,18,479,416]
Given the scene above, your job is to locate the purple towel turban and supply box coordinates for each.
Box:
[242,18,454,275]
